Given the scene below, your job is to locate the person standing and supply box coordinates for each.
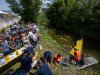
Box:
[20,51,33,73]
[36,58,53,75]
[2,38,10,56]
[44,51,52,65]
[28,29,37,47]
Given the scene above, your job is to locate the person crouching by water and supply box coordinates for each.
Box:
[74,49,81,65]
[69,48,81,65]
[53,53,62,65]
[69,48,85,66]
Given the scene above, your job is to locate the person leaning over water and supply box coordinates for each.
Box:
[53,53,62,65]
[74,49,81,65]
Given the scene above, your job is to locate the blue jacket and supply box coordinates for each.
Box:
[36,63,52,75]
[44,51,52,59]
[20,55,32,72]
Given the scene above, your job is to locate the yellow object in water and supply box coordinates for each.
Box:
[70,39,83,55]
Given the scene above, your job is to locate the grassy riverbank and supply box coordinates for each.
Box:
[35,25,100,75]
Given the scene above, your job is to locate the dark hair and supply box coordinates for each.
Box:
[23,49,28,54]
[6,37,10,41]
[33,30,37,33]
[28,29,31,32]
[40,57,45,63]
[37,60,43,66]
[27,51,33,57]
[2,30,5,33]
[10,25,12,28]
[57,54,61,57]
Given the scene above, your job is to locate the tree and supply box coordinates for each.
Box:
[6,0,41,23]
[46,0,100,39]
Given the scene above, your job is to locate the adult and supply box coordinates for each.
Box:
[44,51,52,65]
[8,38,16,51]
[28,29,36,40]
[74,49,81,65]
[20,51,33,73]
[26,46,35,56]
[5,28,10,37]
[28,29,37,47]
[36,58,52,75]
[69,48,77,63]
[53,54,62,65]
[2,38,10,56]
[32,23,39,32]
[12,22,18,30]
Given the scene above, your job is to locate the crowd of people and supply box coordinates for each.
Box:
[0,22,85,75]
[0,22,53,75]
[0,22,39,56]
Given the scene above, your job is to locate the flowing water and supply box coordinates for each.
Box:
[48,29,100,74]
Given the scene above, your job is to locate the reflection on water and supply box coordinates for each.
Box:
[48,29,100,73]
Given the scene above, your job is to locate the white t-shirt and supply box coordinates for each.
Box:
[28,31,37,41]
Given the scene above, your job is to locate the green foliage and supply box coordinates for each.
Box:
[37,12,49,26]
[90,2,100,23]
[6,0,41,23]
[90,10,100,23]
[46,0,100,39]
[46,0,67,28]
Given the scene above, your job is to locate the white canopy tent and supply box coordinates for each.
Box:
[0,10,9,14]
[0,10,20,29]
